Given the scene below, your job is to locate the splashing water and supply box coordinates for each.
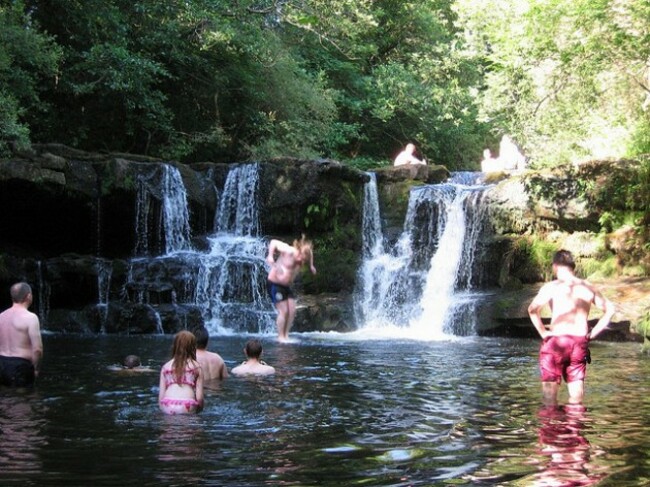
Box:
[355,173,492,339]
[125,163,273,334]
[197,163,273,333]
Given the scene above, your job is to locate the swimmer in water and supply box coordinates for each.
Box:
[158,331,204,414]
[107,355,156,373]
[231,339,275,376]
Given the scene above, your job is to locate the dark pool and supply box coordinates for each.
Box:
[1,333,649,486]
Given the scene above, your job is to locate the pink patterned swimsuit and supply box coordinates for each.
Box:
[159,365,201,415]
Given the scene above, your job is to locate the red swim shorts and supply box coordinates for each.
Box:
[539,335,589,384]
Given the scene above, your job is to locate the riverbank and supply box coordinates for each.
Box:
[480,276,650,341]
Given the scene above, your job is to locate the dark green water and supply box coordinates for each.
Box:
[1,333,648,486]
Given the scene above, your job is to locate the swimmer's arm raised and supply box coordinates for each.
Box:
[266,239,292,265]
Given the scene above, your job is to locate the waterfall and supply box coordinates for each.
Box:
[355,174,491,338]
[36,261,50,327]
[361,172,384,257]
[195,163,273,333]
[160,165,192,254]
[134,164,192,256]
[214,163,261,236]
[96,258,112,333]
[90,162,272,334]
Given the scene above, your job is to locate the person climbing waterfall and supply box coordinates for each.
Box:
[266,235,316,342]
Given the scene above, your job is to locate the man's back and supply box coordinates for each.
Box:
[231,360,275,376]
[0,306,41,360]
[544,277,598,336]
[196,349,228,380]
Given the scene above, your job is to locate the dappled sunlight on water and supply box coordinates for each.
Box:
[0,335,649,485]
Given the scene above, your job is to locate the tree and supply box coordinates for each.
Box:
[455,0,650,166]
[0,1,61,156]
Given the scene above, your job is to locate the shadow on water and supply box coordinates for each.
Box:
[1,334,649,486]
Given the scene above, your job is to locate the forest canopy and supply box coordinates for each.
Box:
[1,0,649,169]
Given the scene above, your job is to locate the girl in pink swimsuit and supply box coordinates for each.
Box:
[158,331,205,415]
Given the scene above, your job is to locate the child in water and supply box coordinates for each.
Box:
[158,331,204,414]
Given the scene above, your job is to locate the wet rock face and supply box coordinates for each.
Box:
[0,145,645,337]
[0,146,368,334]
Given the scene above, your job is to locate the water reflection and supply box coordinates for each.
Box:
[0,391,46,481]
[1,336,649,486]
[527,404,606,486]
[155,416,210,485]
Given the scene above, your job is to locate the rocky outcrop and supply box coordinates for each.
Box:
[476,277,650,342]
[0,145,646,340]
[0,145,369,334]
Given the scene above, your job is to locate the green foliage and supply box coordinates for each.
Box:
[304,198,331,230]
[0,1,61,156]
[579,256,618,280]
[456,0,650,166]
[344,156,389,171]
[1,0,648,174]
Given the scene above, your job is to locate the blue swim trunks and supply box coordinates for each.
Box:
[267,281,294,304]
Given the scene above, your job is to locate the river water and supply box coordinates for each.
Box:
[1,333,648,486]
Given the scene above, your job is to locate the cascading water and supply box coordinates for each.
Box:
[355,172,492,339]
[214,163,261,237]
[125,162,273,334]
[195,163,274,333]
[134,164,192,256]
[96,258,112,333]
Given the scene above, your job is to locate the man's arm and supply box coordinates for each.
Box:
[195,367,204,411]
[219,359,229,379]
[27,313,43,377]
[528,284,553,339]
[587,289,615,340]
[266,239,292,265]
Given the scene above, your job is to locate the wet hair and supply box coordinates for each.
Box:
[244,339,263,359]
[123,355,141,368]
[292,234,313,262]
[10,282,31,304]
[552,249,576,270]
[194,326,209,350]
[171,331,197,382]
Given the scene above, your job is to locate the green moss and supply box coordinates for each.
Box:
[507,237,557,283]
[581,255,618,280]
[637,311,650,354]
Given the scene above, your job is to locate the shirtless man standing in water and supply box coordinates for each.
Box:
[0,282,43,387]
[528,250,615,405]
[266,236,316,342]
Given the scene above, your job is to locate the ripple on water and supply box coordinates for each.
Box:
[2,335,649,486]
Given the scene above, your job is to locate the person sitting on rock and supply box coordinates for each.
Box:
[394,143,426,166]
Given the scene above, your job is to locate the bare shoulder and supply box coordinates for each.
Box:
[536,280,559,297]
